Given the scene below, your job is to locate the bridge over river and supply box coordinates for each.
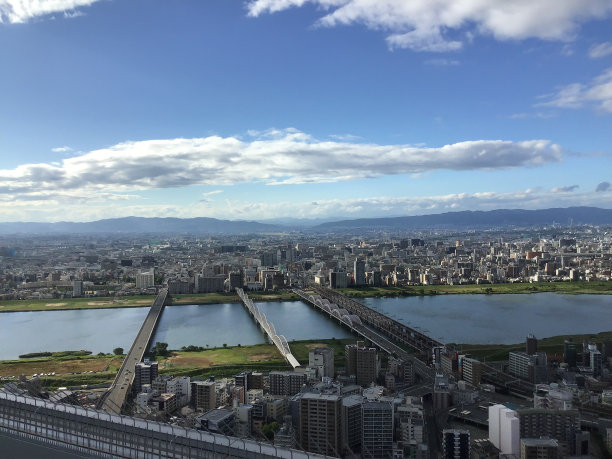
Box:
[99,288,170,414]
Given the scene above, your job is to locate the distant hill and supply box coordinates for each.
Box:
[0,217,282,235]
[312,207,612,231]
[1,207,611,235]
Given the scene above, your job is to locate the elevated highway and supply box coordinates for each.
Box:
[237,289,301,369]
[99,288,169,414]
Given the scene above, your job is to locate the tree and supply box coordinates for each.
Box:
[262,422,281,440]
[113,347,124,355]
[151,342,169,357]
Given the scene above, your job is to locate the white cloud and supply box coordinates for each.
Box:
[202,190,223,196]
[246,0,612,52]
[589,41,612,58]
[51,146,73,153]
[537,68,612,113]
[0,129,564,207]
[0,0,100,23]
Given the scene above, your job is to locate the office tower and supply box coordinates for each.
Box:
[191,381,216,412]
[564,339,577,367]
[443,429,470,459]
[488,404,519,456]
[133,360,158,394]
[361,401,393,459]
[354,259,366,286]
[308,347,335,379]
[526,334,538,354]
[299,393,342,456]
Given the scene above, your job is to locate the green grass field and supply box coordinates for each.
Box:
[0,291,301,313]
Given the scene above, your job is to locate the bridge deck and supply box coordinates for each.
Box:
[237,289,300,369]
[293,289,435,383]
[100,289,169,414]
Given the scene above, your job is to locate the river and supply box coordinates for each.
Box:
[0,294,610,360]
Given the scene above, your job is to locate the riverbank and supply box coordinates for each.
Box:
[456,330,612,362]
[0,339,354,389]
[0,291,300,313]
[1,282,609,313]
[338,280,612,298]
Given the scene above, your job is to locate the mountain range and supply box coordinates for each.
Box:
[0,207,611,235]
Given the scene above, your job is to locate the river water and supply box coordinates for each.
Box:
[0,294,610,360]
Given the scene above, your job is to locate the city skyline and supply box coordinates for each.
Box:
[1,0,612,222]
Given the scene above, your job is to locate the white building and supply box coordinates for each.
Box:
[488,404,519,456]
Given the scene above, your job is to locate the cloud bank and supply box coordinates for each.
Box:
[246,0,612,52]
[0,0,100,23]
[0,129,563,205]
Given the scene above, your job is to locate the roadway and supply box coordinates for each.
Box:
[99,288,169,414]
[293,289,435,383]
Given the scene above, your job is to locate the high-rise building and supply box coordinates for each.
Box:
[72,280,83,297]
[228,271,243,291]
[461,358,482,386]
[268,371,307,396]
[526,334,538,354]
[564,339,577,368]
[133,360,158,394]
[345,344,378,386]
[299,393,342,456]
[341,395,362,456]
[308,347,335,379]
[135,270,155,289]
[509,351,548,384]
[516,408,579,456]
[443,429,470,459]
[361,401,393,459]
[191,381,216,412]
[488,404,519,456]
[590,348,603,377]
[329,270,348,289]
[353,259,366,286]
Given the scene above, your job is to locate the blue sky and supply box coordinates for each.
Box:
[0,0,611,222]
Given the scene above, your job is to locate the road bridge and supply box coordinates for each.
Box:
[293,289,435,383]
[309,287,443,354]
[237,289,300,369]
[99,288,170,414]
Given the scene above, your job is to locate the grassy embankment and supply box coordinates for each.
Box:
[0,291,300,313]
[0,339,356,389]
[455,331,612,362]
[4,330,612,388]
[337,281,612,299]
[1,282,610,313]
